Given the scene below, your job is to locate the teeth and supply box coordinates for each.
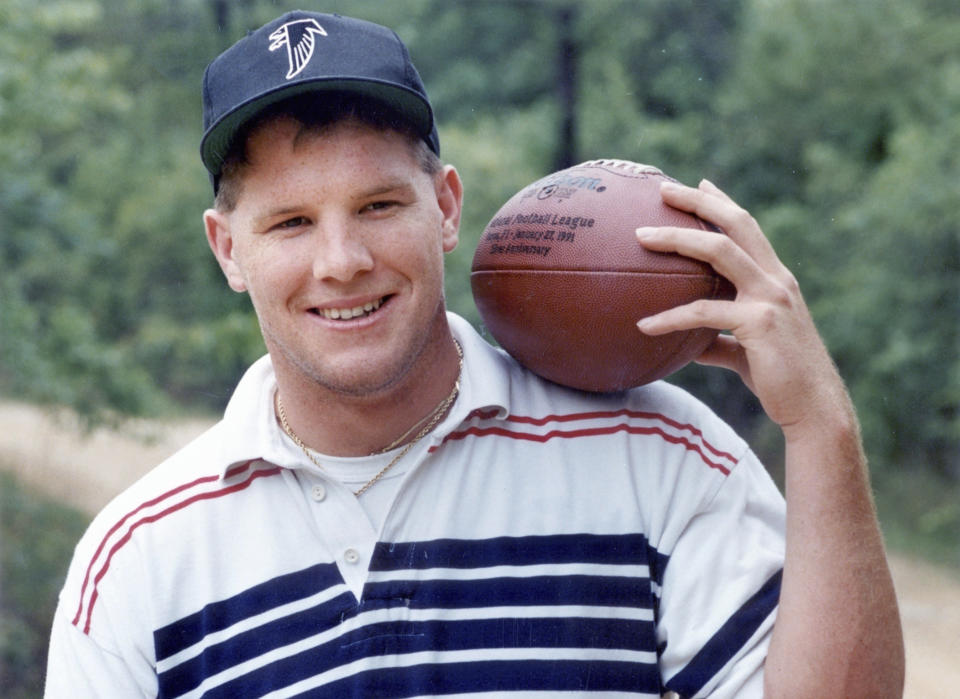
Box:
[320,297,383,320]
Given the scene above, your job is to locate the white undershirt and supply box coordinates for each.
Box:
[272,388,463,534]
[300,446,407,530]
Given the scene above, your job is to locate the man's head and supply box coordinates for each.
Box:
[200,11,440,198]
[200,12,463,401]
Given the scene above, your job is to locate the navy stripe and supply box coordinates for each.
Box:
[648,543,670,587]
[216,650,659,699]
[364,573,652,610]
[157,577,656,697]
[154,535,671,696]
[157,590,358,697]
[290,660,662,698]
[163,615,656,697]
[153,561,344,661]
[371,532,659,571]
[666,568,782,695]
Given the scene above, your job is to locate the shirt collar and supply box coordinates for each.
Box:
[213,312,513,479]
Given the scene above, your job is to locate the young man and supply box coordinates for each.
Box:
[46,11,903,697]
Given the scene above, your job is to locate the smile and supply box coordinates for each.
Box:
[314,296,388,320]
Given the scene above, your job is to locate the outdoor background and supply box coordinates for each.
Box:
[1,0,958,695]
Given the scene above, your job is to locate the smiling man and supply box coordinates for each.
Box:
[206,110,463,453]
[46,10,903,698]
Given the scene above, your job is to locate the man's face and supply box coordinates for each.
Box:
[204,118,462,398]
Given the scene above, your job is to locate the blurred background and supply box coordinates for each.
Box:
[1,0,957,695]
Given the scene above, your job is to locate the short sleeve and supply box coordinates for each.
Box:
[44,499,160,698]
[657,448,786,697]
[45,598,156,697]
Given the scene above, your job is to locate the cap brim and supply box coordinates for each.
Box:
[200,78,435,176]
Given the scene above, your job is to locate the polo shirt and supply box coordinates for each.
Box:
[46,312,786,698]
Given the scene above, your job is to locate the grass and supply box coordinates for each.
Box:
[0,469,90,698]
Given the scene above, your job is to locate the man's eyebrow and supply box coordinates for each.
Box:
[256,205,305,221]
[360,180,417,198]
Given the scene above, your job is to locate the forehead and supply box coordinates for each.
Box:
[246,116,415,166]
[231,118,429,209]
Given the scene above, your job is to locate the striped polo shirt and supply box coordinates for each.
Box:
[47,313,785,698]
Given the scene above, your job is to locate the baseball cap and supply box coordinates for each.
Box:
[200,11,439,187]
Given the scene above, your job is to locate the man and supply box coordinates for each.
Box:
[46,11,903,697]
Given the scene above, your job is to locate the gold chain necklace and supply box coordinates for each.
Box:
[276,340,463,497]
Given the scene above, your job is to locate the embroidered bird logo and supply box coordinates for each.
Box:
[268,18,328,79]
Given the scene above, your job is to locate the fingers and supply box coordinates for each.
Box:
[636,298,740,336]
[637,311,755,390]
[698,178,735,204]
[637,178,800,302]
[657,179,786,276]
[635,225,765,297]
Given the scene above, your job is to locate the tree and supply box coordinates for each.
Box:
[711,0,960,478]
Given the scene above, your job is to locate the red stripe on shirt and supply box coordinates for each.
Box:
[437,422,733,475]
[74,462,277,634]
[500,409,737,463]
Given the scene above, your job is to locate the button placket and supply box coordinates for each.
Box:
[293,472,377,599]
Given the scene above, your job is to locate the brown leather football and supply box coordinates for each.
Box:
[470,159,735,392]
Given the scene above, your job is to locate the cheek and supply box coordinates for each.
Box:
[233,247,298,307]
[399,235,447,286]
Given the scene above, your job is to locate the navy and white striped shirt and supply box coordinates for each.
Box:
[48,314,785,698]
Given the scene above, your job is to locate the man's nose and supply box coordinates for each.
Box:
[311,218,375,282]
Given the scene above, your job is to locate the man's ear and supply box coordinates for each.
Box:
[203,209,247,293]
[436,165,463,253]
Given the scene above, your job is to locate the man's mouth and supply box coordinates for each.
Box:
[313,296,389,321]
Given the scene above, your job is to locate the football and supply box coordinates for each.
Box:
[470,159,735,392]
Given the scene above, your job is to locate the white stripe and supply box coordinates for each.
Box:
[392,604,654,623]
[367,562,650,583]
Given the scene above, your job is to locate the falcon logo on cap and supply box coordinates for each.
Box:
[268,18,328,79]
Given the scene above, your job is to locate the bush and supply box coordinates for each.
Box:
[0,471,89,697]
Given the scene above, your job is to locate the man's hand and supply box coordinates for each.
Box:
[635,179,844,436]
[636,179,905,697]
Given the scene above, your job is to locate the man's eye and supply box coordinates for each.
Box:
[277,216,309,229]
[364,201,397,213]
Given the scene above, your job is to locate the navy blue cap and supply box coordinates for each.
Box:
[201,11,439,183]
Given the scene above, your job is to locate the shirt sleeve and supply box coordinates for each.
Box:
[657,447,786,698]
[45,598,157,698]
[44,496,161,699]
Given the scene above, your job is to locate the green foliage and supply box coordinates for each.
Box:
[713,0,960,477]
[0,0,158,423]
[134,311,266,407]
[0,0,262,419]
[826,115,960,476]
[0,471,90,697]
[0,0,956,521]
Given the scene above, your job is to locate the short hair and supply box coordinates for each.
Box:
[214,92,442,212]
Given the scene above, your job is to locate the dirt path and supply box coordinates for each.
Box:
[2,399,958,696]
